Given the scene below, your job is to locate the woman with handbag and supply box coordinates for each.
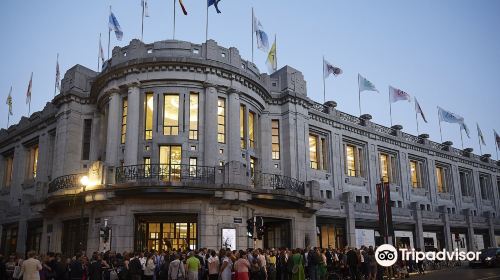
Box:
[168,254,185,280]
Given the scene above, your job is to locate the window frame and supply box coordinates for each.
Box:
[458,168,474,197]
[144,92,154,140]
[479,173,492,200]
[435,163,451,193]
[189,92,199,140]
[343,140,366,178]
[271,120,280,160]
[121,98,128,144]
[217,97,226,144]
[163,94,180,136]
[378,150,400,185]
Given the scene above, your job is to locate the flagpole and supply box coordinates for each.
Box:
[108,6,112,60]
[388,88,393,127]
[322,56,326,103]
[98,33,101,72]
[54,53,59,97]
[141,0,145,41]
[251,7,254,63]
[478,130,483,155]
[205,3,209,42]
[438,119,443,143]
[358,75,362,116]
[496,140,499,160]
[173,0,176,40]
[415,105,420,135]
[459,127,464,149]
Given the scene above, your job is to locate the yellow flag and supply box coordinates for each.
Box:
[266,37,277,73]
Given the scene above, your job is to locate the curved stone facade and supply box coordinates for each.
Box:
[0,39,499,256]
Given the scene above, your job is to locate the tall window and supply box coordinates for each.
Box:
[271,120,280,160]
[240,105,246,149]
[379,152,398,184]
[159,145,182,181]
[27,145,39,179]
[189,93,199,140]
[163,94,179,136]
[459,169,473,197]
[249,111,255,148]
[121,98,128,144]
[144,157,151,177]
[82,119,92,160]
[217,98,226,143]
[144,93,154,140]
[3,154,14,187]
[309,135,319,169]
[435,165,449,193]
[250,157,256,184]
[479,173,491,200]
[410,159,424,188]
[189,158,197,177]
[345,143,364,177]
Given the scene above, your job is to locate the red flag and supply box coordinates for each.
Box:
[179,0,187,15]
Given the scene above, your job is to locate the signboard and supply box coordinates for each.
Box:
[355,229,375,248]
[222,228,236,250]
[234,218,243,224]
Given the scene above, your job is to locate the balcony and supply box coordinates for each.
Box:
[48,173,85,193]
[115,164,216,185]
[253,172,305,195]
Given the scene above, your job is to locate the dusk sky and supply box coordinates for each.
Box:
[0,0,499,157]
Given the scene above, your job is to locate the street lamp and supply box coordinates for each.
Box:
[79,175,89,254]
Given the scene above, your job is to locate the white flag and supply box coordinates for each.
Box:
[389,86,411,103]
[142,0,149,17]
[253,13,269,51]
[323,58,342,79]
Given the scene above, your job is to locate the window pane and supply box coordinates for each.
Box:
[121,98,127,144]
[309,135,318,169]
[163,95,179,135]
[346,145,356,176]
[145,93,154,140]
[271,120,280,160]
[189,93,198,140]
[249,111,255,148]
[32,145,39,179]
[380,154,389,183]
[217,98,225,143]
[240,105,246,149]
[410,161,419,188]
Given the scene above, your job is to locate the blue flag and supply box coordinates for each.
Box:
[208,0,221,13]
[253,13,269,51]
[109,11,123,41]
[437,106,463,124]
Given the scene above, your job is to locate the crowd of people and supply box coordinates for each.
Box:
[0,245,431,280]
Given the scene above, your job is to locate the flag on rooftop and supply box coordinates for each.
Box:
[26,72,33,105]
[109,10,123,40]
[253,13,269,52]
[414,97,427,123]
[437,106,464,125]
[208,0,221,13]
[389,86,411,103]
[266,37,277,73]
[477,123,486,146]
[6,86,13,116]
[323,59,342,79]
[358,74,379,93]
[494,130,500,149]
[99,35,105,65]
[461,122,471,138]
[142,0,150,17]
[55,56,60,91]
[179,0,188,15]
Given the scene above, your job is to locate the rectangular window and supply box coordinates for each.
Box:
[121,98,127,144]
[27,145,39,179]
[240,105,246,149]
[144,157,151,177]
[271,120,280,160]
[189,157,197,177]
[250,157,256,185]
[309,135,319,169]
[82,119,92,160]
[144,93,154,140]
[479,173,491,200]
[217,98,226,143]
[159,145,182,181]
[163,94,179,136]
[249,111,255,148]
[379,152,398,184]
[459,169,473,197]
[345,143,364,177]
[189,93,199,140]
[3,155,14,188]
[435,165,449,193]
[410,160,424,188]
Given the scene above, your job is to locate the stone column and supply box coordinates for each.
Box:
[466,213,476,251]
[412,203,425,249]
[259,112,272,172]
[124,83,140,166]
[15,218,27,255]
[488,214,496,247]
[442,212,452,250]
[203,84,218,167]
[227,89,241,163]
[343,192,356,247]
[105,90,121,167]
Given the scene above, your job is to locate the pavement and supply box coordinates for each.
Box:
[408,265,500,280]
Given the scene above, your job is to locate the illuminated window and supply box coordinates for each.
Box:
[249,111,255,148]
[189,93,199,140]
[159,145,182,181]
[27,145,39,179]
[82,119,92,160]
[189,157,197,177]
[217,98,225,143]
[435,165,449,193]
[271,120,280,160]
[144,157,151,177]
[240,105,246,149]
[410,160,422,188]
[250,157,256,185]
[459,169,473,197]
[379,152,398,184]
[309,135,319,169]
[479,173,491,200]
[121,98,127,144]
[163,94,179,136]
[144,93,153,140]
[345,143,364,177]
[3,154,14,187]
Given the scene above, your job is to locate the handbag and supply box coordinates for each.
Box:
[13,265,21,279]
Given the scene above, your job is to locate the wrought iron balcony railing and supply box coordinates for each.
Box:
[48,173,85,193]
[115,164,216,185]
[254,172,305,195]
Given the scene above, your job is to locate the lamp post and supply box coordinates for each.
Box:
[79,175,89,254]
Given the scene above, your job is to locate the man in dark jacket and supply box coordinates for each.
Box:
[129,252,143,280]
[346,248,359,280]
[70,254,84,280]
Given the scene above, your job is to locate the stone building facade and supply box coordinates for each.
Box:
[0,39,499,257]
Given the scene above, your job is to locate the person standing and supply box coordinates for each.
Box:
[207,251,219,280]
[345,248,359,280]
[290,249,304,280]
[234,251,250,280]
[21,251,43,280]
[168,254,185,280]
[129,253,143,280]
[144,254,156,280]
[219,252,232,280]
[185,253,200,280]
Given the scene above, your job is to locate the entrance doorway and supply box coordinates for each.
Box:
[61,218,89,257]
[135,213,197,252]
[263,218,291,249]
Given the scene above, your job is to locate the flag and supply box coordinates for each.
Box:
[437,106,464,125]
[266,38,277,73]
[142,0,150,17]
[389,86,411,103]
[414,97,427,123]
[208,0,221,13]
[6,86,13,116]
[179,0,188,15]
[358,74,378,93]
[494,130,500,149]
[323,59,342,78]
[109,11,123,40]
[461,122,470,138]
[477,123,486,146]
[55,56,60,91]
[253,13,269,51]
[26,72,33,104]
[99,36,105,65]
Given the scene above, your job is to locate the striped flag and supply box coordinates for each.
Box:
[389,86,411,103]
[109,10,123,40]
[55,55,61,91]
[494,130,500,149]
[358,74,378,93]
[477,123,486,146]
[26,72,33,105]
[414,98,427,123]
[6,86,13,116]
[179,0,188,15]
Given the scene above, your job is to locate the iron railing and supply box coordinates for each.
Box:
[115,164,216,185]
[254,172,305,195]
[48,173,85,193]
